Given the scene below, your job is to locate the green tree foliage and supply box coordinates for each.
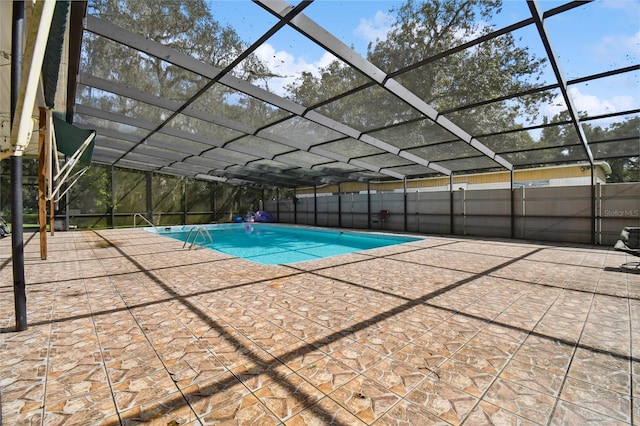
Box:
[76,0,288,217]
[599,117,639,182]
[285,62,371,108]
[285,0,552,167]
[539,115,639,182]
[113,168,146,213]
[86,0,245,95]
[81,0,283,140]
[373,0,548,108]
[67,163,111,214]
[153,174,183,213]
[0,158,39,215]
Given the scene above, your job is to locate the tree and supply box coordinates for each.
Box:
[539,114,639,182]
[67,163,111,214]
[75,0,288,218]
[286,0,552,170]
[603,118,639,182]
[584,117,639,183]
[81,0,286,145]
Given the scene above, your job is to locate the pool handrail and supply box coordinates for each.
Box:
[133,213,157,230]
[183,226,213,249]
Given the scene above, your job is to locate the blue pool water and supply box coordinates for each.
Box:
[147,223,421,265]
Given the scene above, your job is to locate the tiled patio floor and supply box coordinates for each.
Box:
[1,228,638,425]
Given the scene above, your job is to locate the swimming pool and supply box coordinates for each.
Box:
[147,223,421,265]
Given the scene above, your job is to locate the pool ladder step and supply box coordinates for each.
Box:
[133,213,157,229]
[183,226,213,250]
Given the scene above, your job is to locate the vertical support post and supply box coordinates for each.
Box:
[337,183,342,229]
[276,188,280,222]
[313,186,317,226]
[211,183,216,223]
[146,171,153,225]
[293,188,297,224]
[38,107,47,259]
[11,155,26,331]
[403,177,408,232]
[510,169,515,239]
[521,186,526,239]
[416,190,420,233]
[110,166,115,228]
[595,181,602,245]
[462,186,466,236]
[367,181,371,230]
[45,109,54,235]
[449,175,454,235]
[11,0,27,331]
[182,177,188,225]
[591,165,596,245]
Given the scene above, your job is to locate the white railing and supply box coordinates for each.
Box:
[133,213,156,229]
[183,226,213,250]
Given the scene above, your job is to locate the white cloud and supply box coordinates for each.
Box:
[251,43,337,96]
[355,11,394,46]
[570,87,635,116]
[355,9,488,53]
[600,0,640,15]
[544,87,636,125]
[595,30,640,65]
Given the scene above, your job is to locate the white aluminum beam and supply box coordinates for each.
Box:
[84,14,445,182]
[258,0,510,174]
[6,0,56,159]
[85,15,222,80]
[528,0,594,164]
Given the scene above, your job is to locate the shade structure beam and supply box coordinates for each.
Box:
[61,0,639,189]
[103,137,355,187]
[256,0,511,173]
[84,1,314,166]
[527,0,594,165]
[78,73,259,136]
[80,73,340,168]
[214,168,326,188]
[77,107,370,187]
[76,75,408,185]
[76,104,385,185]
[82,15,438,182]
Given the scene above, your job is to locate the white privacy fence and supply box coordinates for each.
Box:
[265,182,640,246]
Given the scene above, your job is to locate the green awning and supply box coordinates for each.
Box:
[42,1,70,108]
[53,115,95,165]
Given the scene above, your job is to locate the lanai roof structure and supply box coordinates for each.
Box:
[2,2,640,425]
[3,0,638,188]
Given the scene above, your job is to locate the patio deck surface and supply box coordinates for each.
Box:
[1,228,638,425]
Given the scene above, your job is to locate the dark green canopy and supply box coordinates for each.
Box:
[42,1,70,109]
[53,115,95,165]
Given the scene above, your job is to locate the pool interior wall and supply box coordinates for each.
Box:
[147,223,422,265]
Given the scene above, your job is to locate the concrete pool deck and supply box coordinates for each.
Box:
[1,228,638,425]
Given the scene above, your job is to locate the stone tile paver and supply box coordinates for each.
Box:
[0,228,637,425]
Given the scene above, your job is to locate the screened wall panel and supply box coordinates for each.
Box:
[112,168,148,215]
[153,174,184,214]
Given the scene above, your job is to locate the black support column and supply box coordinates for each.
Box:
[510,170,515,239]
[313,186,317,226]
[146,171,153,224]
[337,183,342,229]
[11,0,27,331]
[449,175,454,235]
[367,181,371,230]
[403,177,408,232]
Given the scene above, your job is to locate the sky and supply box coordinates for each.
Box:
[209,0,639,128]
